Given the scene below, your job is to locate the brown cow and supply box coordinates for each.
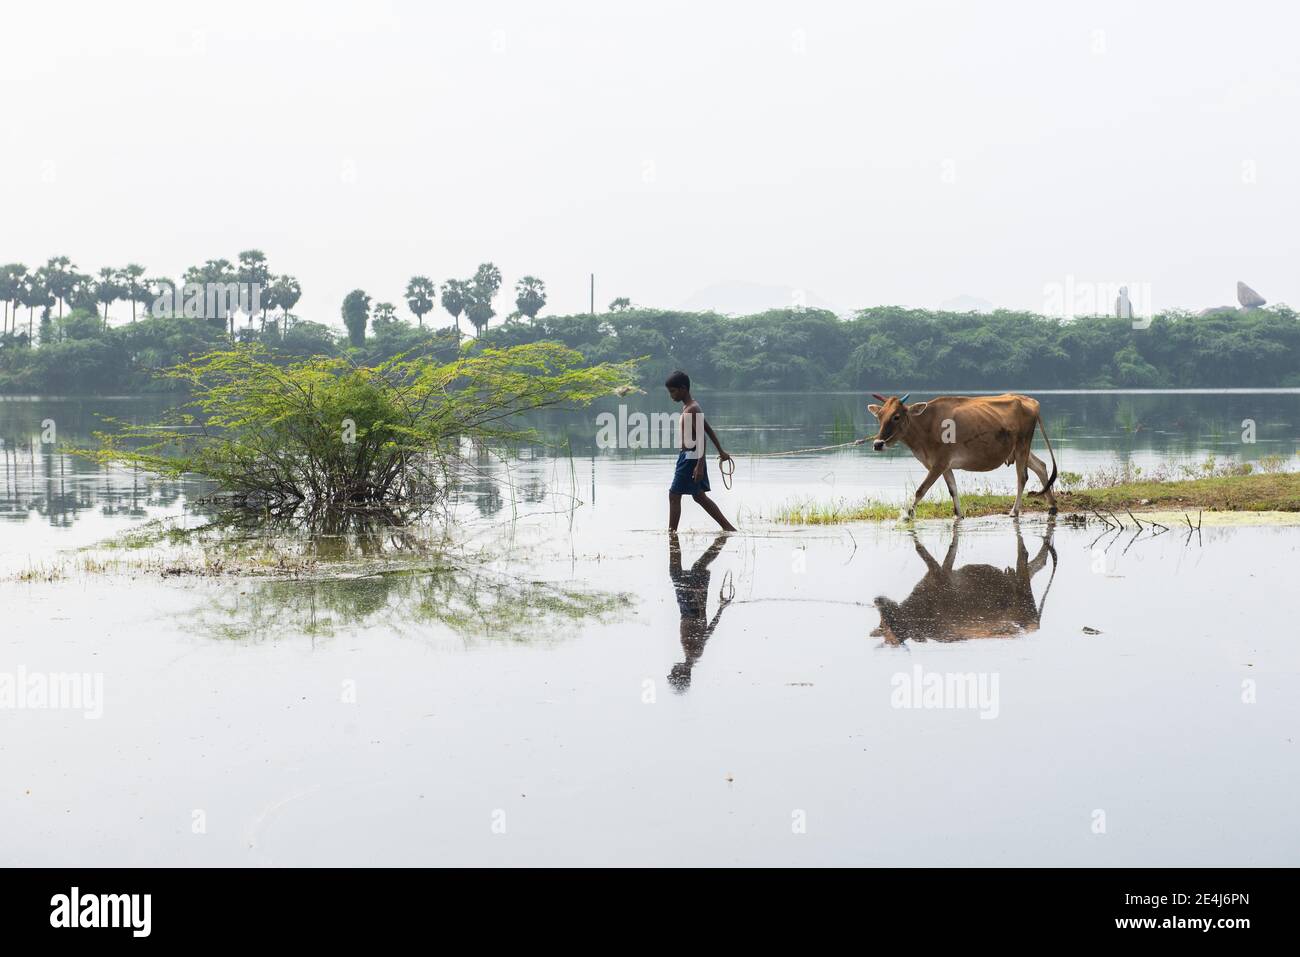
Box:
[871,522,1057,645]
[857,392,1059,518]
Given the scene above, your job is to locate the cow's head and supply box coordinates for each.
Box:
[866,393,928,450]
[871,597,905,645]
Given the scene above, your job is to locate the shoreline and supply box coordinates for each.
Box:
[775,471,1300,525]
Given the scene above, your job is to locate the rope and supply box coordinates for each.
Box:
[719,456,735,489]
[728,597,876,608]
[744,441,862,458]
[718,439,862,488]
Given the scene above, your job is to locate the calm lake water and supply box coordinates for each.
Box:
[2,391,1298,865]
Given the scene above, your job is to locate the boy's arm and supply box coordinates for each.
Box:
[690,408,708,479]
[703,419,732,461]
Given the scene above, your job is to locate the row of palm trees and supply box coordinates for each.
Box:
[1,252,553,344]
[394,267,547,336]
[181,250,302,335]
[0,251,303,341]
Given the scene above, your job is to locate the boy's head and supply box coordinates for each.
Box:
[664,370,691,402]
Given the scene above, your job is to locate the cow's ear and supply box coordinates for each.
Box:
[908,401,929,416]
[867,404,882,417]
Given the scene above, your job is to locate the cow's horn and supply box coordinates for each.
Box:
[899,392,911,404]
[871,393,886,402]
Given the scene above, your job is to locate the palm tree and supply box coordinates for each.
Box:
[186,259,237,332]
[23,269,52,343]
[44,256,74,318]
[405,276,436,328]
[66,271,96,314]
[466,262,502,337]
[373,301,398,326]
[514,276,547,323]
[95,267,124,328]
[145,277,175,319]
[271,275,301,336]
[441,279,470,336]
[238,249,271,329]
[122,264,147,321]
[0,264,26,335]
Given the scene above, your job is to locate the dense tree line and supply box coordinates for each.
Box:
[2,300,1295,395]
[479,305,1300,391]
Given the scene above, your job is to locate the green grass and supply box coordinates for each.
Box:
[775,471,1300,525]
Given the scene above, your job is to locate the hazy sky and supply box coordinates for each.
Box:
[4,1,1297,325]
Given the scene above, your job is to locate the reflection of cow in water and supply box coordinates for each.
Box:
[872,522,1057,645]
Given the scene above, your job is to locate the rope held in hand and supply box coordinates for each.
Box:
[719,456,735,490]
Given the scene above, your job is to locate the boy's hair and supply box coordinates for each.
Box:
[664,370,690,390]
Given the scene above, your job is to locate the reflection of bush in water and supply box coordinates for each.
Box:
[191,564,629,643]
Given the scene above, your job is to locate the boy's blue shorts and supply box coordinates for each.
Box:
[669,450,710,495]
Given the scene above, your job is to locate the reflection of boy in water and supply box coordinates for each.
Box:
[668,532,733,692]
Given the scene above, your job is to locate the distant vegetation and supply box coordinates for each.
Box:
[2,251,1297,394]
[478,305,1300,391]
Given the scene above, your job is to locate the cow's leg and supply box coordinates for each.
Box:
[911,531,942,573]
[943,469,962,518]
[1027,452,1058,513]
[1026,533,1053,576]
[942,524,959,571]
[1009,456,1028,517]
[908,465,946,519]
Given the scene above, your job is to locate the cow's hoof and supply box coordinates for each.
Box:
[1048,506,1058,515]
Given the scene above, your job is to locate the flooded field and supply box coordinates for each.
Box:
[2,391,1299,865]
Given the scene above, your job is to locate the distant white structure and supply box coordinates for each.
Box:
[1114,286,1132,319]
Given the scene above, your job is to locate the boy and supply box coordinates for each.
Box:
[664,370,736,532]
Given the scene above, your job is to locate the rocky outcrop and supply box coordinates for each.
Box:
[1237,281,1266,308]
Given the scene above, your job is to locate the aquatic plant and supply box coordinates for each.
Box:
[187,564,631,644]
[87,342,636,512]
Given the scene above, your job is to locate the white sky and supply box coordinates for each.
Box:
[3,0,1297,324]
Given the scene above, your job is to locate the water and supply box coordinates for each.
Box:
[4,390,1297,552]
[2,391,1298,865]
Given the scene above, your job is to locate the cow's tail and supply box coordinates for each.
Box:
[1030,412,1058,494]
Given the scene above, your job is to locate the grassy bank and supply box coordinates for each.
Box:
[775,471,1300,524]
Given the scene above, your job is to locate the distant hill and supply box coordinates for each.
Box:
[676,281,841,316]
